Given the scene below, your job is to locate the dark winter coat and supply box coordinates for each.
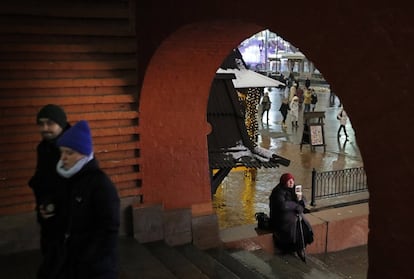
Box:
[279,103,290,117]
[29,125,70,249]
[269,184,312,252]
[59,158,120,279]
[261,95,271,111]
[311,93,318,105]
[269,183,302,232]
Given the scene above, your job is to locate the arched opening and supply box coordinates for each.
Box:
[139,17,371,272]
[210,30,366,232]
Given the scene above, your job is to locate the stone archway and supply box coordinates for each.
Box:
[139,21,264,212]
[137,5,414,275]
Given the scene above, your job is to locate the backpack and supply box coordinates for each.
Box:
[255,212,271,230]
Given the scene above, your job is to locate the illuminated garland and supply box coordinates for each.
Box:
[237,88,261,144]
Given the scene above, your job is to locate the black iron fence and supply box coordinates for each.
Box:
[310,167,368,206]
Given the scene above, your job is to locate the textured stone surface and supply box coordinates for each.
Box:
[163,208,192,246]
[132,203,164,243]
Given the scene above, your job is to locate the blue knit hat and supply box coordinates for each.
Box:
[57,120,93,155]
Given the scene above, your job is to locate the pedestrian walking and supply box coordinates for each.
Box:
[305,77,311,89]
[296,85,304,110]
[329,88,335,107]
[28,104,71,279]
[337,108,349,140]
[261,92,271,123]
[289,83,297,102]
[289,96,300,127]
[55,120,121,279]
[279,98,290,128]
[310,89,318,111]
[303,88,312,112]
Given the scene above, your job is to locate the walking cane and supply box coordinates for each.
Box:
[297,214,307,263]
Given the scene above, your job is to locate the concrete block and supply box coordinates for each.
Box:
[132,203,164,243]
[311,203,369,253]
[305,213,328,254]
[326,216,368,252]
[163,208,192,246]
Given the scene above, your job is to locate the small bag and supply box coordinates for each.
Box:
[255,212,271,230]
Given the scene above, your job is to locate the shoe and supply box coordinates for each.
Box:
[296,249,306,263]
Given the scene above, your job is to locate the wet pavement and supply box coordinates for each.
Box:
[312,245,368,279]
[212,85,368,278]
[212,85,363,229]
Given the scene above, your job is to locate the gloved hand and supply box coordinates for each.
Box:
[295,204,304,214]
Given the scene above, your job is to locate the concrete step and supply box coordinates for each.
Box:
[176,242,242,279]
[207,247,266,279]
[226,248,347,279]
[0,237,349,279]
[119,237,177,279]
[143,241,210,279]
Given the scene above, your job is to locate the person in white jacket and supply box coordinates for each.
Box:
[289,96,300,127]
[337,108,349,139]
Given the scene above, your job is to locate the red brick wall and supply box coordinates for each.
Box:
[0,0,140,215]
[139,21,262,210]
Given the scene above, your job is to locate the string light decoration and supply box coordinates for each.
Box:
[236,87,261,144]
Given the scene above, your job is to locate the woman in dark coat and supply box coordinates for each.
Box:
[278,98,290,128]
[269,173,313,261]
[55,120,120,279]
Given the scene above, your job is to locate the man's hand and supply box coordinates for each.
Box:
[39,204,55,219]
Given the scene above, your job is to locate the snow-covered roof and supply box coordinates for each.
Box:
[209,141,290,169]
[277,51,305,60]
[216,68,285,88]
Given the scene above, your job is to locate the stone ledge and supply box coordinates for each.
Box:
[310,203,369,253]
[220,203,369,255]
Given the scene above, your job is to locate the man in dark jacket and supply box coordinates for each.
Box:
[269,173,313,261]
[29,104,71,278]
[56,120,120,279]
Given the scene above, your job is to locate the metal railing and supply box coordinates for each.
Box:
[310,167,368,206]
